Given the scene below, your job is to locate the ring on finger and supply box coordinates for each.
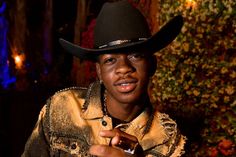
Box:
[117,137,139,155]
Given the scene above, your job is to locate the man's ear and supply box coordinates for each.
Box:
[96,63,102,81]
[148,55,157,77]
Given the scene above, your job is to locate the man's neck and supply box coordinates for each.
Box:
[105,96,148,122]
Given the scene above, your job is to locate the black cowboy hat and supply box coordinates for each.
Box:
[59,0,183,61]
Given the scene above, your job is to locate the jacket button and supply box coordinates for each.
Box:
[71,143,77,150]
[102,120,107,126]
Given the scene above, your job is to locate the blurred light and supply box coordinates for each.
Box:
[13,53,25,69]
[15,55,21,63]
[0,1,16,89]
[186,0,197,9]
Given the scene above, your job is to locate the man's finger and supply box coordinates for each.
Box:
[89,145,125,157]
[99,128,137,142]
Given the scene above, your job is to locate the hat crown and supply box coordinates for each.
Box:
[94,0,151,48]
[59,0,183,60]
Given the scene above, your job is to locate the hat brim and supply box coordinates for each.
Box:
[59,15,183,61]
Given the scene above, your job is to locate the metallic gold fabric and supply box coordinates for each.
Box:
[22,81,186,157]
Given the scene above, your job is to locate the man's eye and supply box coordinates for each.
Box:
[104,58,116,64]
[128,53,145,61]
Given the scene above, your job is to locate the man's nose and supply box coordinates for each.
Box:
[115,58,134,76]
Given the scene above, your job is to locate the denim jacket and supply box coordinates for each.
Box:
[21,81,186,157]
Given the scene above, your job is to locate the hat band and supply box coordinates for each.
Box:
[98,38,147,49]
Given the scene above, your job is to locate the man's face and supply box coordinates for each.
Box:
[96,52,154,104]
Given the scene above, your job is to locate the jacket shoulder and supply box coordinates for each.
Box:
[53,86,88,99]
[155,112,177,137]
[43,86,89,134]
[46,87,89,117]
[151,111,186,156]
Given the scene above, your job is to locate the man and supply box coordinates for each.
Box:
[22,1,186,156]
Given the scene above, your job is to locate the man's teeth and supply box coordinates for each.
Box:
[120,83,130,86]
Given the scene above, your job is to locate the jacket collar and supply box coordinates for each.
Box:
[80,82,168,145]
[81,81,153,125]
[81,81,104,119]
[49,81,173,151]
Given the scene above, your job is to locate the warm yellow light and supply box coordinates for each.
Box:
[186,0,197,9]
[11,47,25,69]
[15,55,21,63]
[13,54,25,69]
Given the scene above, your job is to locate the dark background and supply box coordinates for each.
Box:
[0,0,204,156]
[0,0,77,156]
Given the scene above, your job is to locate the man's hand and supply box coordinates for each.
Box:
[89,128,144,157]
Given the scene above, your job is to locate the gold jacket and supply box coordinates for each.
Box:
[22,81,186,157]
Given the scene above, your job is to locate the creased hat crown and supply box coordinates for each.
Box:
[59,0,183,60]
[94,0,151,48]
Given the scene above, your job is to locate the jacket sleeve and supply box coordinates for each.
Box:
[21,105,51,157]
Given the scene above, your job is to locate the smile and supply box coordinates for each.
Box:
[114,79,138,93]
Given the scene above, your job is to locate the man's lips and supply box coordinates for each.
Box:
[114,79,138,93]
